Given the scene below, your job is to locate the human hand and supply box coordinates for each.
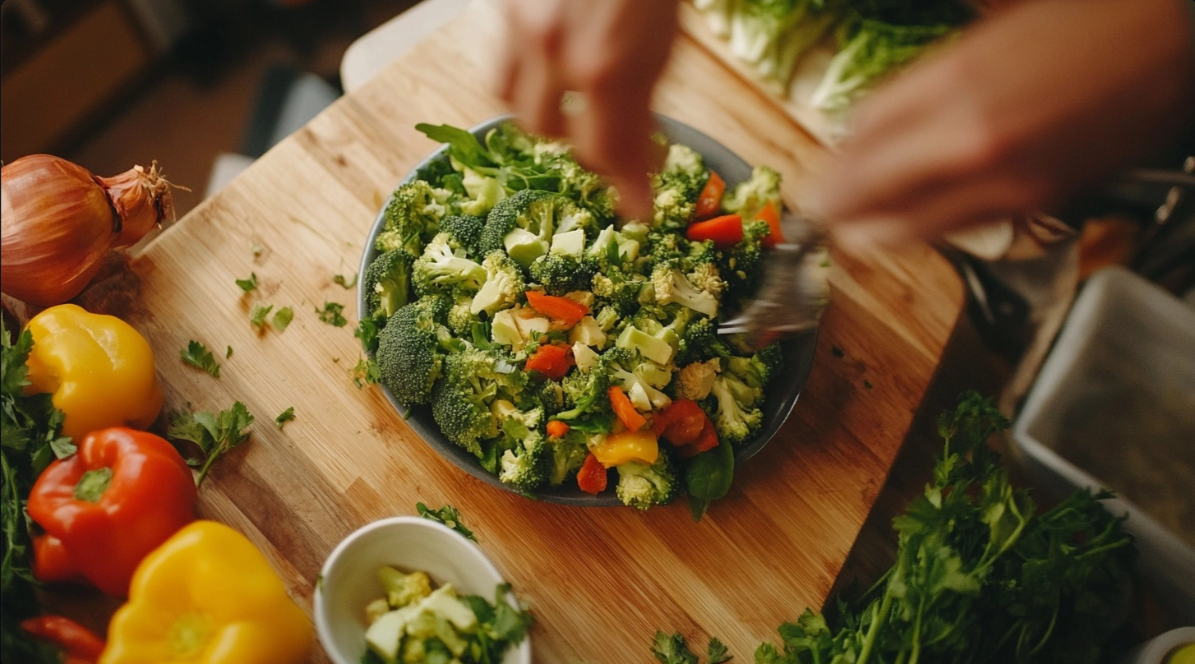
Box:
[806,0,1195,248]
[496,0,681,218]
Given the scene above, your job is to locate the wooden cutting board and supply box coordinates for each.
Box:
[82,1,963,660]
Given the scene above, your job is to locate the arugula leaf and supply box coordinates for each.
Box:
[316,302,347,328]
[415,123,494,171]
[249,304,274,330]
[235,272,258,292]
[416,502,476,542]
[274,407,295,428]
[272,306,294,333]
[332,273,357,289]
[167,401,254,487]
[180,340,220,377]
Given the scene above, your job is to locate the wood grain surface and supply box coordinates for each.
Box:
[86,1,964,661]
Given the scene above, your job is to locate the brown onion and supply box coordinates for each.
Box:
[1,155,176,306]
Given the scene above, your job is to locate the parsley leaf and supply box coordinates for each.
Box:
[167,401,254,487]
[354,318,380,354]
[275,407,295,428]
[225,345,233,359]
[272,306,294,333]
[235,272,258,292]
[416,502,476,542]
[249,304,274,330]
[332,273,357,289]
[316,302,347,327]
[180,340,220,377]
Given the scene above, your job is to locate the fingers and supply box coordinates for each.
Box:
[497,0,567,137]
[571,86,659,218]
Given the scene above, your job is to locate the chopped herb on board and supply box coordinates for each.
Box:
[180,340,220,377]
[316,302,348,327]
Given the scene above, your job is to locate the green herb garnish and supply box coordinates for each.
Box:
[235,272,258,293]
[332,273,357,289]
[180,340,220,377]
[275,407,295,428]
[316,302,347,327]
[416,502,476,542]
[651,632,732,664]
[249,304,274,330]
[167,401,255,487]
[272,306,294,333]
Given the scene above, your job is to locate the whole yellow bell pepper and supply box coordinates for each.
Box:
[101,520,313,664]
[24,304,163,439]
[591,429,660,467]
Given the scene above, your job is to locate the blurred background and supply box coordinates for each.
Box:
[1,0,418,218]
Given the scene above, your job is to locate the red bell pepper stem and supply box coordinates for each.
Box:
[685,214,743,249]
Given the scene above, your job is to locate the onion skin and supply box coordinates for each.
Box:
[1,155,174,306]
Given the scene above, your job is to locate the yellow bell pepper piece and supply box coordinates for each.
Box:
[101,520,313,664]
[24,304,163,440]
[591,429,660,467]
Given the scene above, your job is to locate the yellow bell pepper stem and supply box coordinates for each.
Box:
[24,304,163,440]
[591,429,660,467]
[101,520,313,664]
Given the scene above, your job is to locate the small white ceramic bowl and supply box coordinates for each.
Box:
[314,516,532,664]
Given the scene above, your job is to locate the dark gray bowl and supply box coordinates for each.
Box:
[358,115,818,506]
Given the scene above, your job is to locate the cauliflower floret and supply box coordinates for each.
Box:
[676,359,720,401]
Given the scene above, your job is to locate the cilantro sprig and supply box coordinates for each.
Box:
[180,340,220,377]
[316,302,347,328]
[416,502,476,542]
[167,401,254,487]
[275,407,296,428]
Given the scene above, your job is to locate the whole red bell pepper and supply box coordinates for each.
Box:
[27,427,197,597]
[21,616,105,664]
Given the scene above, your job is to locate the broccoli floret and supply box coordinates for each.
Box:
[460,168,506,217]
[431,347,527,454]
[725,343,783,389]
[498,429,548,493]
[538,380,565,415]
[557,157,617,222]
[479,189,578,264]
[471,251,525,315]
[644,229,691,267]
[378,566,433,608]
[553,201,598,238]
[676,358,720,401]
[651,262,720,318]
[678,316,733,364]
[609,355,673,412]
[591,270,646,315]
[364,250,415,320]
[547,430,589,486]
[650,144,708,230]
[413,233,487,298]
[709,374,763,445]
[529,253,595,296]
[722,165,782,221]
[719,219,770,303]
[438,214,486,256]
[375,180,454,256]
[376,297,450,406]
[616,450,680,510]
[594,306,620,332]
[555,367,611,421]
[446,290,475,336]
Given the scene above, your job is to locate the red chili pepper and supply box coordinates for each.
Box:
[21,616,105,664]
[27,427,197,597]
[695,171,726,219]
[608,386,646,432]
[653,399,707,446]
[756,201,785,248]
[577,452,608,495]
[685,214,743,249]
[525,290,589,327]
[525,344,574,380]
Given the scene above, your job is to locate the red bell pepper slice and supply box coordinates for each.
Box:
[652,399,706,446]
[525,290,588,328]
[756,201,785,248]
[677,418,720,458]
[525,344,574,380]
[577,453,608,495]
[608,386,646,432]
[21,616,105,664]
[695,171,726,219]
[685,214,743,249]
[27,427,197,597]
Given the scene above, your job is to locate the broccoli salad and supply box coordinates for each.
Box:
[359,120,787,515]
[362,566,530,664]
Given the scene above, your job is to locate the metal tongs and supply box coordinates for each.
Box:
[719,211,831,349]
